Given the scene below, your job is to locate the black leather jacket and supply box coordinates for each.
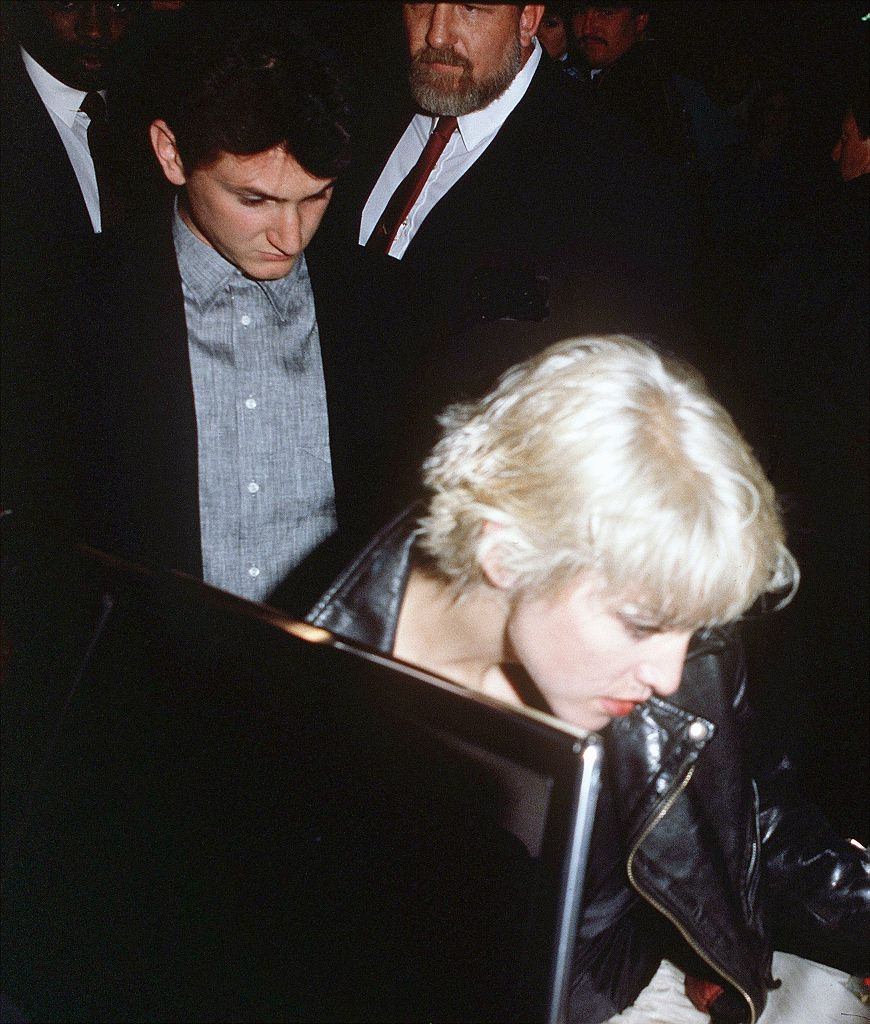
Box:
[307,511,869,1023]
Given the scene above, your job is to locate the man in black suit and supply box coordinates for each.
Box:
[322,2,691,514]
[1,0,140,259]
[3,13,367,611]
[1,2,142,553]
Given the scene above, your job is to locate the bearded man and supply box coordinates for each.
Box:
[313,2,693,528]
[359,3,546,257]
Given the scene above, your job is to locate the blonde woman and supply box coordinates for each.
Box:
[308,336,868,1023]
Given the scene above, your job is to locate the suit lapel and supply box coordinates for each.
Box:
[1,44,96,243]
[92,222,203,579]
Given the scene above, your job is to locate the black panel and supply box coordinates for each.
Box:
[2,534,594,1023]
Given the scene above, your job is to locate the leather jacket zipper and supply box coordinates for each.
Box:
[626,763,757,1024]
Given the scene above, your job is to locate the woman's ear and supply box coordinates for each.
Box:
[479,521,519,591]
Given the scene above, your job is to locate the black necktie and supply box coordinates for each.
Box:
[80,91,123,231]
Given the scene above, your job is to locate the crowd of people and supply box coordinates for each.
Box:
[1,3,867,1023]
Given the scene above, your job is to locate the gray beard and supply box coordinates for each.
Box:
[409,38,523,117]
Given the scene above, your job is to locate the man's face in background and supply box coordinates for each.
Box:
[12,1,138,91]
[537,9,568,61]
[571,4,647,69]
[403,3,544,116]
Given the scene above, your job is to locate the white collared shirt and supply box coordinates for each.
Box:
[21,45,103,233]
[360,39,542,259]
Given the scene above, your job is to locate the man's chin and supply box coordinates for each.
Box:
[241,255,296,281]
[410,66,474,116]
[62,65,108,92]
[580,46,609,68]
[69,53,113,91]
[410,80,473,117]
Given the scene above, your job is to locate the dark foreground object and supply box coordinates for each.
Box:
[1,529,600,1023]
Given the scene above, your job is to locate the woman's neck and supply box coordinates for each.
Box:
[393,566,509,693]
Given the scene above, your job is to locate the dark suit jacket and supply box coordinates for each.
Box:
[1,45,110,538]
[0,40,159,262]
[0,43,96,263]
[315,56,694,515]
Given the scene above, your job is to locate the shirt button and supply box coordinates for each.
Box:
[248,565,260,578]
[244,397,257,409]
[247,481,260,494]
[240,314,252,327]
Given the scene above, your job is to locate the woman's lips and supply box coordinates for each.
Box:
[600,697,642,718]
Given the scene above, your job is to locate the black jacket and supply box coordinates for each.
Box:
[0,43,96,259]
[572,40,699,167]
[308,510,870,1023]
[312,55,696,522]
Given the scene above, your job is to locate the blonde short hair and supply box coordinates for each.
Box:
[418,335,797,629]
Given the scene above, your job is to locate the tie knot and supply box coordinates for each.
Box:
[433,115,458,141]
[80,91,107,122]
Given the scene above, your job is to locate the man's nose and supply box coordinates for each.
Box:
[267,206,302,255]
[574,11,595,37]
[637,633,691,698]
[78,3,111,42]
[425,4,458,50]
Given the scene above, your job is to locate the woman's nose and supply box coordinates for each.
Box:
[636,633,691,697]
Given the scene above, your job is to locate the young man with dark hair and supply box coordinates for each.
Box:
[6,12,361,609]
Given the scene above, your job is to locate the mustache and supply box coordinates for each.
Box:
[413,46,472,72]
[579,35,608,46]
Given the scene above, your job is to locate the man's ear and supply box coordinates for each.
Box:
[520,5,546,49]
[149,119,187,187]
[634,12,650,36]
[479,521,519,591]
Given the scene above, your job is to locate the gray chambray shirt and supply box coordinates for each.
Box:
[173,209,336,602]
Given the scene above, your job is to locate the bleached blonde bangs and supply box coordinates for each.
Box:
[418,335,797,630]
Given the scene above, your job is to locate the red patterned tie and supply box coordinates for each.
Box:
[366,115,458,254]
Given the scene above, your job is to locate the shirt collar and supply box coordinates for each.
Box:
[20,45,99,128]
[172,200,301,323]
[449,38,542,151]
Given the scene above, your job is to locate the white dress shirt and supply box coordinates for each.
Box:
[360,39,542,259]
[21,46,103,233]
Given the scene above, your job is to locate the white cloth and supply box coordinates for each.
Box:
[359,39,542,257]
[604,953,864,1024]
[20,45,102,233]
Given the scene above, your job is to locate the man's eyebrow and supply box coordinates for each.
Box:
[308,179,337,198]
[227,180,336,202]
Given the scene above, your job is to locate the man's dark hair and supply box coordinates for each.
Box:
[569,3,651,15]
[153,11,351,178]
[543,3,571,20]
